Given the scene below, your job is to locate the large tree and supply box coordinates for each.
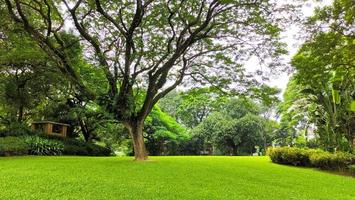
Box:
[3,0,295,160]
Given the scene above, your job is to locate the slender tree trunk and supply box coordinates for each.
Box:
[78,117,93,143]
[18,105,24,122]
[126,120,148,161]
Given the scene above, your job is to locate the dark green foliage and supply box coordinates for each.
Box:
[62,138,112,156]
[63,145,89,156]
[268,147,355,172]
[0,134,112,157]
[0,25,65,124]
[63,143,112,157]
[25,136,64,156]
[177,135,206,155]
[85,143,112,156]
[0,122,34,137]
[46,136,113,156]
[0,136,29,156]
[349,165,355,175]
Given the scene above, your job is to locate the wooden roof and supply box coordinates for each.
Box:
[32,121,70,126]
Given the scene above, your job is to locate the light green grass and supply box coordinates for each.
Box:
[0,156,354,200]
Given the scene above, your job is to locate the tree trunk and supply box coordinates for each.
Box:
[126,120,148,161]
[18,105,24,122]
[78,117,93,143]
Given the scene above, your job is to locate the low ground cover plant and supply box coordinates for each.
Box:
[25,136,64,156]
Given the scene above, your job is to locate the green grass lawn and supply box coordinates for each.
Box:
[0,156,354,200]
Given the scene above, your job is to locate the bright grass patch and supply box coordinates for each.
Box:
[0,156,354,200]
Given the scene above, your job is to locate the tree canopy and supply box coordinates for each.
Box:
[2,0,295,159]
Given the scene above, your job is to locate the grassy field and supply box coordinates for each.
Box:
[0,156,354,200]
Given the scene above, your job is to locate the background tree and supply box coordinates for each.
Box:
[0,15,64,125]
[144,106,188,156]
[160,85,280,129]
[279,0,355,151]
[159,87,227,128]
[192,97,275,155]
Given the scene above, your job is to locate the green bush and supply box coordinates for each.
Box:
[87,143,112,156]
[63,144,89,155]
[25,136,64,156]
[52,137,112,156]
[62,143,112,156]
[310,151,354,170]
[268,147,355,172]
[0,135,112,157]
[0,136,29,156]
[267,147,322,166]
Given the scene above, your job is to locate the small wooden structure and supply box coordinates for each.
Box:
[31,121,69,138]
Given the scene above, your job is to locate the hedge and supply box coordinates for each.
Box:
[0,136,29,156]
[267,147,355,172]
[310,151,354,170]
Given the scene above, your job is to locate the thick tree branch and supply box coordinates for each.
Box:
[63,0,117,97]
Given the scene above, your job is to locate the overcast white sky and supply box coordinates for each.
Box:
[254,0,332,97]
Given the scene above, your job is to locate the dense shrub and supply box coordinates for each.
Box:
[310,152,354,170]
[267,147,322,166]
[268,147,355,173]
[0,134,112,157]
[39,135,113,156]
[25,136,64,156]
[63,145,89,155]
[86,143,112,156]
[61,141,112,156]
[0,136,29,156]
[62,143,112,156]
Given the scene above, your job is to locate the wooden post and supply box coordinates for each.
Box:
[31,124,36,132]
[46,123,53,135]
[62,126,67,137]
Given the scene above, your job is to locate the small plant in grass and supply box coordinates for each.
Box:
[25,136,64,156]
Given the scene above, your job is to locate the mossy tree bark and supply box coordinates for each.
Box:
[125,120,147,160]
